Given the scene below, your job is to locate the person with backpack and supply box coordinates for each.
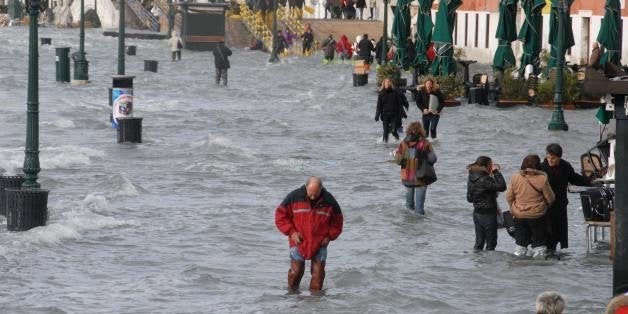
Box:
[212,42,232,86]
[394,121,437,215]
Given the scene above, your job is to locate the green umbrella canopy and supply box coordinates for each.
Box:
[430,0,462,76]
[547,0,574,69]
[517,0,546,77]
[392,0,412,68]
[597,0,621,67]
[413,0,435,74]
[493,0,518,71]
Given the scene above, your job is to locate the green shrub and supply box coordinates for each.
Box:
[536,70,601,104]
[499,68,528,101]
[376,63,402,87]
[419,74,464,99]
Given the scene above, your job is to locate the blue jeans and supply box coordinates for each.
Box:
[405,186,427,215]
[290,246,327,262]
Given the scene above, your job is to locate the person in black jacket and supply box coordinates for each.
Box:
[357,34,375,63]
[541,143,590,254]
[375,77,406,143]
[467,156,507,251]
[213,42,232,86]
[414,78,444,139]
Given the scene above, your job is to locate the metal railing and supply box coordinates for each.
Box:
[126,0,159,31]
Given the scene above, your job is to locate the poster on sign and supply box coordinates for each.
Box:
[112,88,133,128]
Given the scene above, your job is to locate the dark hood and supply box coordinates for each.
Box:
[468,164,488,182]
[403,133,421,143]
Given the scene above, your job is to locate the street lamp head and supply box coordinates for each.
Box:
[26,0,44,14]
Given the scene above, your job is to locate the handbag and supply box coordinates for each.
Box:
[502,210,516,238]
[177,40,183,49]
[415,140,437,185]
[496,208,504,228]
[416,160,437,185]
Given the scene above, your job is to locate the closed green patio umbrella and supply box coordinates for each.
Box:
[430,0,462,76]
[517,0,546,77]
[413,0,434,75]
[392,0,412,69]
[493,0,518,72]
[547,0,574,70]
[597,0,621,68]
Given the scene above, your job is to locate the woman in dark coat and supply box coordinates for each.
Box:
[541,143,590,253]
[375,77,406,143]
[467,156,507,251]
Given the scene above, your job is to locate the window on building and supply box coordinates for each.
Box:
[464,13,468,46]
[454,13,458,45]
[485,14,490,48]
[475,13,479,48]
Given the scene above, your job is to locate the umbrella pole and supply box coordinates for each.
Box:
[381,0,389,64]
[548,0,568,131]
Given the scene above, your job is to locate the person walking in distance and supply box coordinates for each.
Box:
[275,177,344,292]
[168,30,183,61]
[212,42,232,86]
[414,77,444,140]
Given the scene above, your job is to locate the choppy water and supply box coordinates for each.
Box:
[0,27,614,313]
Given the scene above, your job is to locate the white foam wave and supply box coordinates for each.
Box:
[272,158,308,171]
[0,204,131,254]
[43,119,76,128]
[0,147,23,175]
[191,134,257,158]
[93,174,144,199]
[40,145,105,169]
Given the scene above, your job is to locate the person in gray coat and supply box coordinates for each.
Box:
[321,34,336,63]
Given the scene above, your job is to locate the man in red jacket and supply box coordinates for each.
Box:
[275,176,344,292]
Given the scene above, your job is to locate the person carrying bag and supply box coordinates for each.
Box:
[394,122,436,216]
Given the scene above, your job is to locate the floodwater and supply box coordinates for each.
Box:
[0,27,614,313]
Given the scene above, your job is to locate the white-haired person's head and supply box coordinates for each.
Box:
[536,291,565,314]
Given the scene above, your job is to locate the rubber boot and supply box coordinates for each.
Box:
[287,260,305,291]
[532,246,547,259]
[513,245,528,257]
[309,260,326,292]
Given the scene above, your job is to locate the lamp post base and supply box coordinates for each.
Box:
[73,58,89,82]
[548,106,569,131]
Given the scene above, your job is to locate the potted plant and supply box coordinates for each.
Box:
[496,67,530,108]
[376,63,402,87]
[431,74,465,107]
[535,70,602,109]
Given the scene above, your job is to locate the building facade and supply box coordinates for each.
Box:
[304,0,628,67]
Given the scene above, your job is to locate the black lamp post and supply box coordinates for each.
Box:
[380,0,389,64]
[73,0,89,83]
[268,0,279,63]
[4,0,49,232]
[118,0,125,75]
[548,0,568,131]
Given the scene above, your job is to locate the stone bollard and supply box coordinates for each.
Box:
[5,188,49,231]
[125,45,137,56]
[117,117,143,143]
[0,175,24,216]
[144,60,158,73]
